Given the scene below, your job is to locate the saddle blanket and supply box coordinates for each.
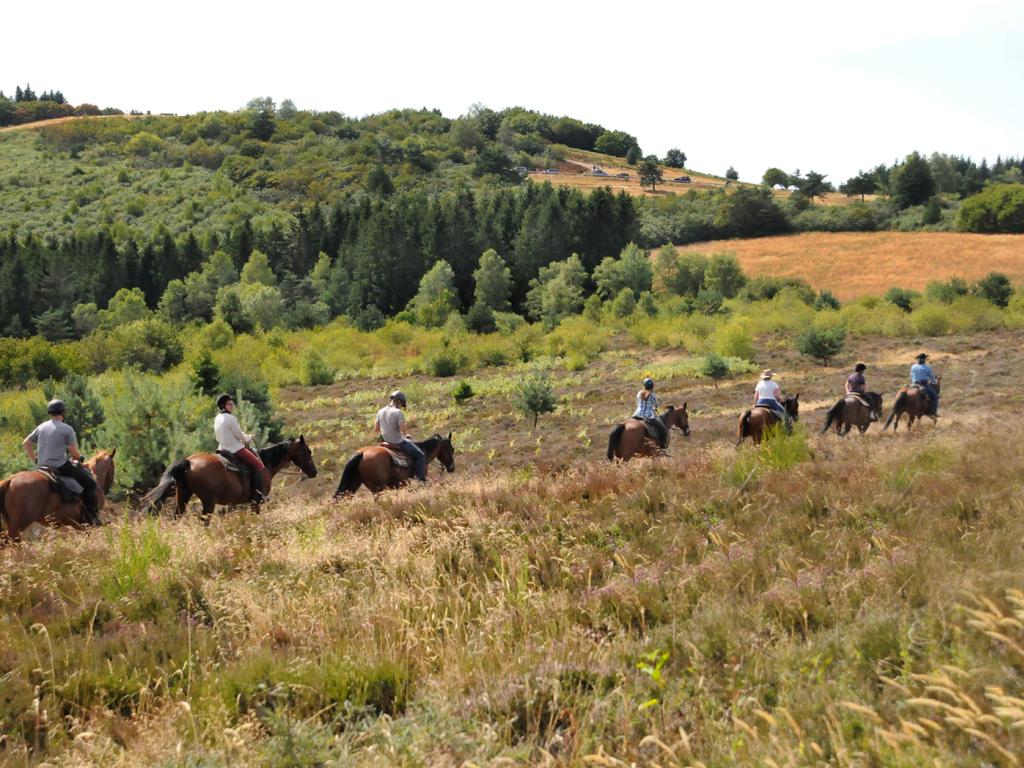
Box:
[216,450,249,474]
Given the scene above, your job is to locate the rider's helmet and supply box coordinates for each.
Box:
[642,377,655,390]
[389,390,407,407]
[216,393,233,411]
[854,362,867,372]
[46,399,66,415]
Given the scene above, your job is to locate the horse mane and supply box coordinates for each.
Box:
[259,439,294,467]
[416,434,444,452]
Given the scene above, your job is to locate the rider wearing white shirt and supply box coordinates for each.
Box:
[753,369,792,432]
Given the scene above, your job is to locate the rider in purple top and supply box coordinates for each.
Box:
[846,362,867,395]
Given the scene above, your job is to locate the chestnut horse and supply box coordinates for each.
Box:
[333,433,455,496]
[737,396,800,446]
[606,404,690,462]
[142,436,317,519]
[821,392,884,436]
[0,451,117,543]
[883,378,941,432]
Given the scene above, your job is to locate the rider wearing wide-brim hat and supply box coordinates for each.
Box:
[214,393,269,501]
[630,377,668,449]
[374,390,427,482]
[753,369,792,432]
[910,353,939,416]
[22,398,101,525]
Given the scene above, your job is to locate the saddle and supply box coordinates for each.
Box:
[906,385,932,405]
[844,393,871,408]
[642,421,662,441]
[381,444,409,468]
[216,450,251,475]
[35,467,84,503]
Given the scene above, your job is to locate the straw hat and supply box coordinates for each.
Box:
[760,369,775,380]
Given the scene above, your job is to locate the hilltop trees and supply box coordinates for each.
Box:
[840,171,878,201]
[797,171,832,202]
[725,166,739,181]
[892,151,936,209]
[637,156,663,191]
[763,168,790,187]
[473,249,512,312]
[663,148,687,168]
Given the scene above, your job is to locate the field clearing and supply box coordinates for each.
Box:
[4,326,1024,763]
[673,231,1024,299]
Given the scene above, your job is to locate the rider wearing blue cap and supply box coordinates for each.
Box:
[630,377,668,449]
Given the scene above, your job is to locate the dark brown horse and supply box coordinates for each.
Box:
[334,433,455,497]
[737,396,800,446]
[821,392,883,436]
[0,451,116,543]
[883,378,941,432]
[606,404,690,462]
[142,437,317,519]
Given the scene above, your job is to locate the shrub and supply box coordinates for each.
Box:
[713,322,753,360]
[957,183,1024,233]
[95,373,209,491]
[610,287,636,317]
[974,272,1013,307]
[515,374,557,427]
[466,302,497,334]
[910,305,951,336]
[189,350,221,395]
[815,290,840,310]
[451,380,475,404]
[95,318,184,373]
[795,325,846,366]
[884,287,919,312]
[948,295,1003,333]
[924,277,968,304]
[472,337,511,367]
[301,348,335,385]
[424,343,467,377]
[701,353,730,388]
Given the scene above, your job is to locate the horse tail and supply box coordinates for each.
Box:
[883,391,907,431]
[737,410,751,445]
[607,424,626,461]
[0,478,10,541]
[334,452,363,498]
[821,399,843,434]
[141,459,190,513]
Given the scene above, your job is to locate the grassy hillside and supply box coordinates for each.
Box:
[2,325,1024,764]
[673,231,1024,300]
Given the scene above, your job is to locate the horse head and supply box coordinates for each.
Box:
[288,435,318,478]
[785,394,800,421]
[435,432,455,473]
[664,403,690,436]
[87,449,117,494]
[867,392,884,421]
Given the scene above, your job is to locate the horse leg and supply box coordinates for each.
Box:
[175,486,192,518]
[199,497,216,525]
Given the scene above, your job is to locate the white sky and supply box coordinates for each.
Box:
[3,0,1021,182]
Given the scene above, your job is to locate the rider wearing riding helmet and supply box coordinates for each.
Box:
[375,390,426,483]
[631,377,668,449]
[22,399,101,526]
[753,369,792,433]
[910,353,939,416]
[215,393,268,502]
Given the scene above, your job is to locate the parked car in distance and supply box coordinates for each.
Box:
[672,175,692,183]
[512,166,529,174]
[615,172,630,179]
[543,168,560,174]
[593,169,608,176]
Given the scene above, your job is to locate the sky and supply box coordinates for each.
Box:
[3,0,1022,182]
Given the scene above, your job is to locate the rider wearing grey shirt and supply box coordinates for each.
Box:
[23,399,101,526]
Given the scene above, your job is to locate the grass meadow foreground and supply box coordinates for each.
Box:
[3,329,1024,766]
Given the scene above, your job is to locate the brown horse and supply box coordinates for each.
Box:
[821,392,884,436]
[142,437,317,519]
[333,433,455,496]
[0,451,116,543]
[883,378,941,432]
[737,396,800,446]
[606,404,690,462]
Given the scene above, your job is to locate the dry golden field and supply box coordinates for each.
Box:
[672,231,1024,300]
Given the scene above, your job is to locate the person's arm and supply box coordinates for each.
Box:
[228,415,250,445]
[373,416,382,435]
[68,445,83,461]
[399,412,410,437]
[22,429,37,463]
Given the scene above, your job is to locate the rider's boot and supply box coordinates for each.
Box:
[83,505,102,527]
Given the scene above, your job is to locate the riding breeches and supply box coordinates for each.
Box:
[398,440,427,481]
[55,461,99,513]
[233,448,267,496]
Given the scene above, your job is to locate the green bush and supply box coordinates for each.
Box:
[515,373,557,427]
[700,353,730,388]
[424,342,467,377]
[884,287,919,312]
[910,304,951,336]
[957,183,1024,233]
[713,322,753,360]
[795,325,846,366]
[451,380,475,404]
[301,348,336,386]
[974,272,1013,307]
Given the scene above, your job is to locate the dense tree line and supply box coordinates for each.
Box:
[0,182,638,337]
[0,83,121,126]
